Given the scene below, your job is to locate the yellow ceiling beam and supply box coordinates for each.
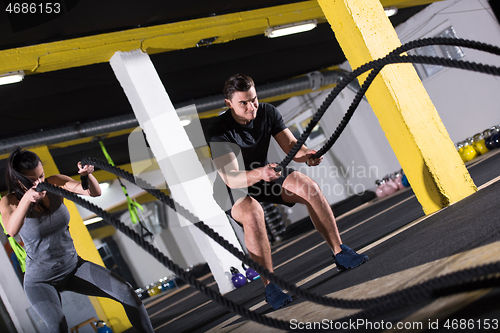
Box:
[0,0,442,75]
[0,0,444,156]
[0,1,327,75]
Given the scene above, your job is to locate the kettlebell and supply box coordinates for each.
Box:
[401,171,410,188]
[484,127,499,150]
[393,171,405,190]
[491,126,500,149]
[242,263,260,281]
[455,142,467,162]
[473,133,489,155]
[230,267,247,288]
[160,277,176,291]
[95,320,113,333]
[382,175,398,196]
[461,139,478,162]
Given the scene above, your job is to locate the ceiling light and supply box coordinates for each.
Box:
[265,20,317,38]
[384,6,398,17]
[84,216,103,225]
[0,71,24,85]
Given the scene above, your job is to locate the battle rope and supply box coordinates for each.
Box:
[77,158,500,309]
[36,181,500,332]
[98,140,153,240]
[74,37,500,312]
[275,37,500,171]
[36,181,291,331]
[34,37,500,330]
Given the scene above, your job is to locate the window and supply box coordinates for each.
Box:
[286,108,326,148]
[410,25,465,80]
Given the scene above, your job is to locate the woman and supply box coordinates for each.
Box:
[0,148,154,333]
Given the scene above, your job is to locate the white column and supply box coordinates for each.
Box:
[109,49,243,294]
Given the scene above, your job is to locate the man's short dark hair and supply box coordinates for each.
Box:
[223,74,255,100]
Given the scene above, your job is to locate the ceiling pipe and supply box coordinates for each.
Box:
[174,69,353,115]
[0,69,358,154]
[0,115,139,155]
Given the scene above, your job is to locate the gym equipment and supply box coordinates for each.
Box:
[98,140,153,240]
[134,287,149,300]
[393,171,406,190]
[375,179,386,198]
[160,277,177,291]
[146,283,161,297]
[95,320,113,333]
[230,267,247,288]
[455,142,468,162]
[401,173,410,188]
[484,127,498,150]
[382,174,398,196]
[461,140,478,162]
[36,37,500,331]
[473,133,489,155]
[242,263,260,281]
[491,126,500,149]
[260,202,286,243]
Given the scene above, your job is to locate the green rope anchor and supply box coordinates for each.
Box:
[98,140,153,240]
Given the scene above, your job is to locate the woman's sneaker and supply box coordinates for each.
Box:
[265,283,292,309]
[333,244,369,271]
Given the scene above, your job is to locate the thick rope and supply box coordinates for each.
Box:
[75,38,500,312]
[276,37,500,169]
[81,157,375,309]
[78,158,500,309]
[36,180,500,331]
[35,37,500,329]
[36,181,292,331]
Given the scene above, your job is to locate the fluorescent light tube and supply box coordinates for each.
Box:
[265,20,317,38]
[84,217,103,225]
[0,71,24,85]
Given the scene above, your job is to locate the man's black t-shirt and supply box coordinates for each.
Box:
[208,103,287,170]
[208,102,296,212]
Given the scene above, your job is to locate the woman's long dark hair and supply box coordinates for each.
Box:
[6,148,52,216]
[6,148,49,214]
[6,147,42,201]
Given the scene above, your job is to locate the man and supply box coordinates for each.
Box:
[208,74,368,310]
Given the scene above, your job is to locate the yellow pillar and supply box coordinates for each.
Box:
[31,146,132,332]
[317,0,476,214]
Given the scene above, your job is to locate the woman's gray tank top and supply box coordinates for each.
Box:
[19,191,78,282]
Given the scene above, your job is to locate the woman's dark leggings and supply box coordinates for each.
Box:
[24,258,154,333]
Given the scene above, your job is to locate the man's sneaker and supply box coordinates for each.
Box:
[333,244,369,271]
[265,283,292,309]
